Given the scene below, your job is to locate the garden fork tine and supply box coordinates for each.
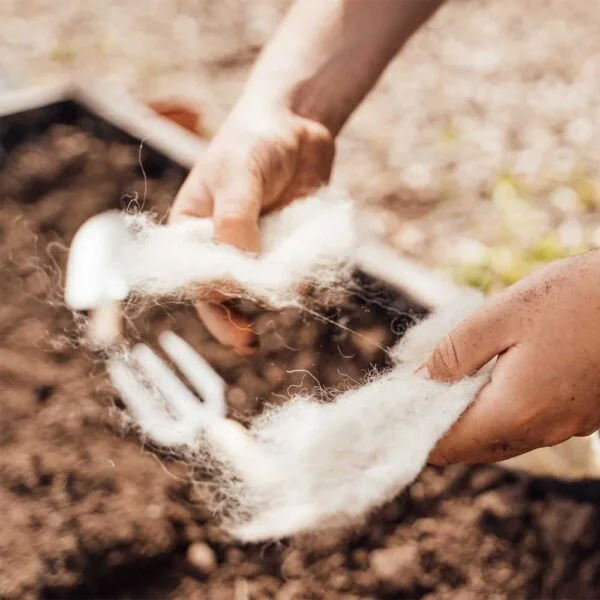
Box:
[108,333,279,483]
[158,331,226,417]
[108,332,226,447]
[108,359,204,447]
[131,343,211,422]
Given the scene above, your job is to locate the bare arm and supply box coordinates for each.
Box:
[172,0,444,352]
[242,0,445,135]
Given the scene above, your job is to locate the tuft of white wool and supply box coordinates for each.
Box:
[109,289,600,541]
[204,294,491,541]
[75,184,600,539]
[389,289,487,371]
[121,188,355,307]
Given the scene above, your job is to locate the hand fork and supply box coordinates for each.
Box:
[65,211,276,481]
[108,330,227,447]
[108,331,277,483]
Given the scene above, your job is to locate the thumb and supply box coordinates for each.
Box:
[420,296,517,382]
[212,170,263,254]
[171,164,262,252]
[170,168,214,223]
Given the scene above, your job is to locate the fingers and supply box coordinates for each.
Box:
[422,294,519,383]
[172,154,263,253]
[195,302,257,356]
[276,119,334,207]
[190,173,261,349]
[170,157,264,348]
[429,380,523,466]
[428,347,572,465]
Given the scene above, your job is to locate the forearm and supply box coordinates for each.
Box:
[238,0,445,135]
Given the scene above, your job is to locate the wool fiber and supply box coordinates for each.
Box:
[206,293,490,541]
[93,189,600,541]
[108,284,600,541]
[121,189,355,307]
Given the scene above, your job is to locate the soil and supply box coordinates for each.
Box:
[2,119,600,600]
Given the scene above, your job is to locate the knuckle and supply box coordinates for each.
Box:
[300,117,332,144]
[428,452,450,467]
[512,405,538,431]
[248,136,297,184]
[215,210,252,231]
[432,334,462,381]
[313,128,335,157]
[428,437,455,466]
[539,419,578,447]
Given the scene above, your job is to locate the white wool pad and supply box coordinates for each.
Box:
[108,291,490,541]
[121,188,355,307]
[204,293,491,541]
[75,184,600,541]
[108,287,600,542]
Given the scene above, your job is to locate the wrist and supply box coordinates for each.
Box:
[232,82,340,141]
[236,76,346,139]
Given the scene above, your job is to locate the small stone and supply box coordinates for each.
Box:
[186,542,217,575]
[477,491,513,519]
[354,570,377,592]
[264,362,286,386]
[296,321,321,346]
[146,504,163,519]
[281,549,304,578]
[370,544,420,589]
[380,499,405,522]
[276,580,306,600]
[227,386,248,412]
[185,522,204,542]
[226,547,245,566]
[292,350,316,372]
[326,552,345,570]
[329,570,351,590]
[352,549,369,568]
[308,530,344,555]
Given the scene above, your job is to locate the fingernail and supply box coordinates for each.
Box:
[415,366,431,380]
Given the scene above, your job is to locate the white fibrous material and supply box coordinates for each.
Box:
[209,293,490,541]
[109,293,489,541]
[73,184,600,541]
[109,289,600,541]
[122,189,355,307]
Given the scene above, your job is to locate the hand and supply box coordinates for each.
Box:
[421,250,600,465]
[170,103,335,354]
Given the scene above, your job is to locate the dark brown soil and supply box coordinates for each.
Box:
[2,117,600,600]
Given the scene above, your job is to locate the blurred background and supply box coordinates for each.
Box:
[3,1,600,599]
[2,0,600,291]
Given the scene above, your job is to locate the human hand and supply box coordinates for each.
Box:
[170,102,334,354]
[421,250,600,465]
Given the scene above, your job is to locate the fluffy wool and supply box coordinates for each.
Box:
[108,287,600,541]
[89,186,600,541]
[121,188,355,307]
[206,293,489,541]
[109,293,491,540]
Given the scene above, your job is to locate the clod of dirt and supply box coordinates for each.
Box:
[371,543,422,591]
